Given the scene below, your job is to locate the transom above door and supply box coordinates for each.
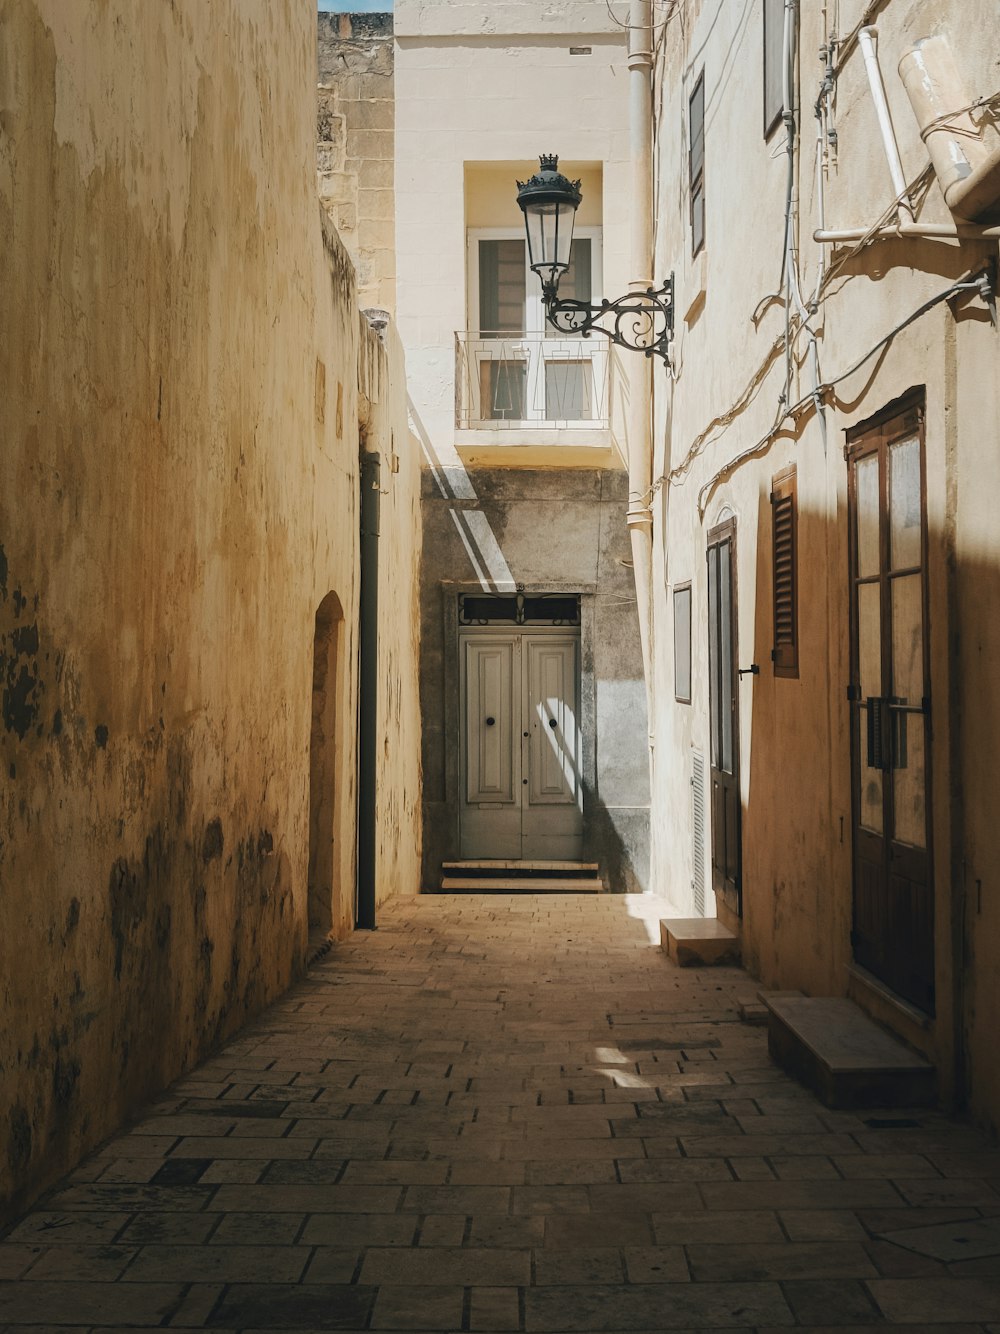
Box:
[463,227,605,426]
[459,614,583,862]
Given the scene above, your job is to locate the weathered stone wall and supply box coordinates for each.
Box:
[359,317,424,912]
[649,0,1000,1131]
[0,0,419,1222]
[317,13,395,312]
[420,467,649,892]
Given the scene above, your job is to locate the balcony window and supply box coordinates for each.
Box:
[459,226,606,429]
[545,360,593,421]
[478,238,527,335]
[479,358,527,420]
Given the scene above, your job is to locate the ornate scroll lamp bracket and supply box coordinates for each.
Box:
[543,274,676,367]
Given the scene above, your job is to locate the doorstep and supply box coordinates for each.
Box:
[659,917,741,967]
[764,994,936,1109]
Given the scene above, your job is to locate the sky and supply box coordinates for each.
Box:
[318,1,393,11]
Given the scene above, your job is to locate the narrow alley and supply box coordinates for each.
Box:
[2,895,998,1331]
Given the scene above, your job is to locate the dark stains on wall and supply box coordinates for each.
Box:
[1,637,305,1226]
[2,610,44,741]
[64,897,80,938]
[109,854,150,982]
[7,1105,32,1176]
[202,817,224,863]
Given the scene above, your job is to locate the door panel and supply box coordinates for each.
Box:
[522,635,582,859]
[848,398,933,1013]
[460,634,521,860]
[465,639,516,803]
[526,638,578,804]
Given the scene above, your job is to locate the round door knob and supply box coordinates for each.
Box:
[548,717,558,729]
[485,716,496,726]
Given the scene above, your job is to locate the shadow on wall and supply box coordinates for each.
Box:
[309,590,344,940]
[742,483,851,995]
[583,785,634,893]
[408,394,515,591]
[731,365,996,1131]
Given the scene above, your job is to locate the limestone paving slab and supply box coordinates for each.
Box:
[2,893,999,1331]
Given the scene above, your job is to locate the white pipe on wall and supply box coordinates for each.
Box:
[814,222,1000,241]
[858,26,912,224]
[625,0,655,747]
[898,34,1000,223]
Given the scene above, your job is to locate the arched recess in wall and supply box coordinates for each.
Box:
[309,590,344,938]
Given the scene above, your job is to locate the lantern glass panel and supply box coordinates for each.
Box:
[524,200,576,292]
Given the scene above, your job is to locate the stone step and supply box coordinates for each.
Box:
[439,876,602,893]
[659,917,741,967]
[442,860,600,872]
[765,995,935,1109]
[739,1001,770,1026]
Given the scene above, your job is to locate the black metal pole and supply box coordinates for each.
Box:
[357,451,380,930]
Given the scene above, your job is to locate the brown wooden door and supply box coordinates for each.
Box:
[847,394,934,1013]
[707,519,741,915]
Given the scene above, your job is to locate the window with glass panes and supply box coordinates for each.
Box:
[470,230,601,422]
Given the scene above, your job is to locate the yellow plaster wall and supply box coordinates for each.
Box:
[465,164,604,230]
[0,0,420,1221]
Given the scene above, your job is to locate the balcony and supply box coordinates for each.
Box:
[454,332,614,460]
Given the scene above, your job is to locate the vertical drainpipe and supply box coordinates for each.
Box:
[357,450,380,930]
[625,0,656,755]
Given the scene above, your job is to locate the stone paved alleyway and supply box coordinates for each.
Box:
[2,894,1000,1332]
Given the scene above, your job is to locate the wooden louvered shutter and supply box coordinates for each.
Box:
[771,465,798,677]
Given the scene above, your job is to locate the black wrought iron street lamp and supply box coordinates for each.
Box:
[516,155,675,367]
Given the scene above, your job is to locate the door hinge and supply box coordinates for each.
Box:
[849,928,860,949]
[846,684,859,702]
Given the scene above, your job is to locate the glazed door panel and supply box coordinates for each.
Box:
[848,398,934,1013]
[707,521,742,915]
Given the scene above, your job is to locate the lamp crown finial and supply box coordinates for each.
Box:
[539,153,559,171]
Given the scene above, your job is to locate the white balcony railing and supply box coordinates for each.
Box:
[455,331,610,431]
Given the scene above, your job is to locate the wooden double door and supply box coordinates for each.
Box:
[847,395,934,1013]
[459,628,583,861]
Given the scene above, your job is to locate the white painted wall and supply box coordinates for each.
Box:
[394,0,632,469]
[648,0,1000,1128]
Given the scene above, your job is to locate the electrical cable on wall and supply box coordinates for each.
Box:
[693,268,994,517]
[644,0,985,513]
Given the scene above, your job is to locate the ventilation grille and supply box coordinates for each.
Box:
[771,465,798,676]
[691,748,706,914]
[773,492,795,644]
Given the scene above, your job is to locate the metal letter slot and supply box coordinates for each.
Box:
[866,697,887,771]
